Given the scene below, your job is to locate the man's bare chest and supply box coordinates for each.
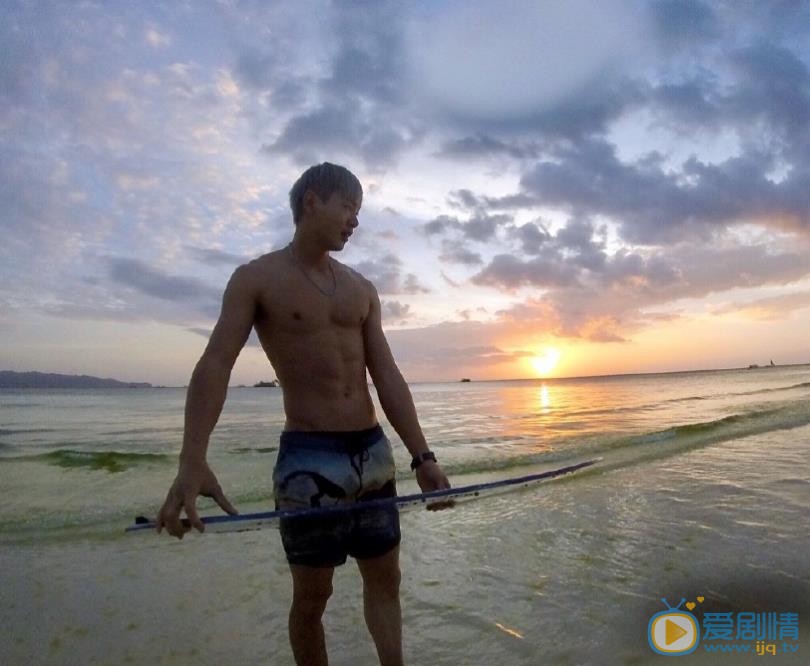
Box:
[256,270,370,334]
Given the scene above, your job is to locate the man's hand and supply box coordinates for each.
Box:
[156,459,238,538]
[415,460,454,511]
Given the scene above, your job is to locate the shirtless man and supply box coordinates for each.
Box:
[156,162,451,666]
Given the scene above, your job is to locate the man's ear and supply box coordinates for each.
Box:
[302,189,321,217]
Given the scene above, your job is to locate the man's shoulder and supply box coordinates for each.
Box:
[239,249,287,276]
[332,258,376,294]
[226,250,285,295]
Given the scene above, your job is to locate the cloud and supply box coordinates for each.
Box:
[107,257,221,302]
[436,135,543,160]
[186,246,250,267]
[513,138,810,243]
[381,300,412,323]
[349,254,429,295]
[405,0,643,121]
[510,221,552,255]
[725,42,810,154]
[145,26,172,49]
[469,214,810,341]
[438,239,483,266]
[423,212,510,241]
[650,0,721,52]
[712,291,810,320]
[257,2,425,169]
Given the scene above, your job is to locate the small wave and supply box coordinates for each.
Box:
[0,449,171,472]
[434,400,810,478]
[231,446,278,454]
[0,428,56,436]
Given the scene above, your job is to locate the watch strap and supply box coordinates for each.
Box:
[410,451,437,471]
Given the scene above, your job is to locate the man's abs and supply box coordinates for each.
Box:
[248,252,378,431]
[280,378,377,431]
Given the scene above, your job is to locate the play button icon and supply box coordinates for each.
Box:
[649,612,699,655]
[666,619,687,645]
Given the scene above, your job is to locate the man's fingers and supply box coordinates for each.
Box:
[157,490,185,538]
[183,493,204,532]
[212,487,239,516]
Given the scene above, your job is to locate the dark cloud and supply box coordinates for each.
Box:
[650,0,721,52]
[726,42,810,150]
[107,257,221,302]
[381,300,412,323]
[475,217,610,286]
[473,252,581,290]
[510,221,551,255]
[649,78,721,128]
[437,135,542,160]
[447,189,481,211]
[263,99,414,168]
[349,254,429,295]
[186,246,250,266]
[423,212,509,242]
[321,4,405,106]
[479,238,810,342]
[234,50,309,110]
[257,2,425,168]
[424,215,459,236]
[438,239,483,266]
[515,138,810,243]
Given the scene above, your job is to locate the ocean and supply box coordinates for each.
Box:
[1,365,809,664]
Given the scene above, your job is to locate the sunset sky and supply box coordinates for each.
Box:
[2,1,810,385]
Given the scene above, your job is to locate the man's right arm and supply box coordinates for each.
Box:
[157,264,257,538]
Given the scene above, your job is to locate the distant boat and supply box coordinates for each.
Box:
[747,361,777,370]
[253,380,279,387]
[460,378,471,382]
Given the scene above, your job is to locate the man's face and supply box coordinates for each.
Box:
[316,191,361,251]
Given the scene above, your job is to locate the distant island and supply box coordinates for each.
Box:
[253,379,280,387]
[0,370,152,389]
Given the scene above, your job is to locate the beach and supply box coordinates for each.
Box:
[2,366,809,664]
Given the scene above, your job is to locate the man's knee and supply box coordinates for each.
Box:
[360,554,401,599]
[291,571,334,618]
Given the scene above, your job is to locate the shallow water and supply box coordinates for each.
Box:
[1,365,809,664]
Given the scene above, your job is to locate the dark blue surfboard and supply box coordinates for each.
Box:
[127,458,598,535]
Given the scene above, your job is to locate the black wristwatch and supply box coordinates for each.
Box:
[410,451,437,471]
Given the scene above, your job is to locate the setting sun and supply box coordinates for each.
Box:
[531,348,561,376]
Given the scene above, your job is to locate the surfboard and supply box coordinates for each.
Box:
[126,458,599,535]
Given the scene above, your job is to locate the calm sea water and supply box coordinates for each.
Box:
[2,366,809,664]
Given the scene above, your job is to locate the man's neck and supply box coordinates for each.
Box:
[289,234,330,270]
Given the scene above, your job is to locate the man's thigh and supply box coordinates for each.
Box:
[356,545,401,594]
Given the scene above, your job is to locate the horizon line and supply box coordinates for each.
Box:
[3,361,807,389]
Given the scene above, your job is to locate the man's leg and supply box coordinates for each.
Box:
[356,546,403,666]
[289,564,335,666]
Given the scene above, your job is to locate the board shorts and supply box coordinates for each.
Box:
[272,424,401,568]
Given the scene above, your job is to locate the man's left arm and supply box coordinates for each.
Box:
[363,281,451,494]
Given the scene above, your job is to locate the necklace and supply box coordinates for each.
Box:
[288,243,337,297]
